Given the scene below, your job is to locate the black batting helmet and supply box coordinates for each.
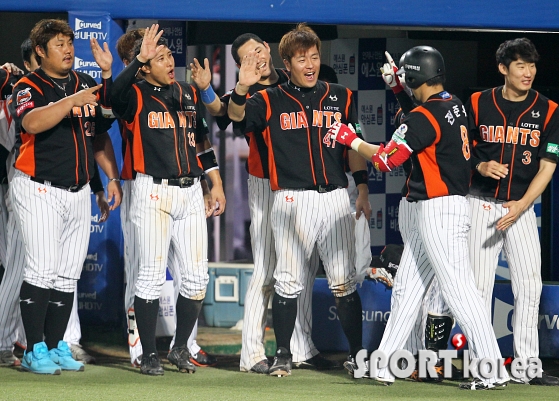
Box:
[397,46,445,89]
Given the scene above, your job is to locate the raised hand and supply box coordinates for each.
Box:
[71,84,102,107]
[190,58,212,90]
[138,24,164,63]
[237,51,262,93]
[90,38,113,73]
[380,51,404,93]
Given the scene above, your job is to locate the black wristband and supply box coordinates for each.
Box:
[352,170,368,186]
[230,89,247,106]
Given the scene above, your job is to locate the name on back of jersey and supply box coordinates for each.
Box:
[479,124,540,147]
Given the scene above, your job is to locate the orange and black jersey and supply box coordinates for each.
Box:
[400,91,470,201]
[117,118,135,180]
[244,80,360,191]
[9,68,113,188]
[467,87,559,201]
[215,68,290,179]
[111,58,208,179]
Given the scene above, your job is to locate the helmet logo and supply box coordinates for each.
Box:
[405,64,421,71]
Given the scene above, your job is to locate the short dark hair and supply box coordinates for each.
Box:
[278,23,321,62]
[117,28,145,64]
[29,19,74,64]
[425,75,445,87]
[318,64,338,84]
[132,36,168,66]
[21,38,33,65]
[496,38,539,68]
[231,33,264,65]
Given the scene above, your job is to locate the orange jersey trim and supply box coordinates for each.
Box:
[414,106,449,198]
[246,132,265,178]
[132,85,146,174]
[544,101,558,131]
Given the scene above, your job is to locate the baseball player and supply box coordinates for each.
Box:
[115,28,217,369]
[213,32,366,374]
[0,39,107,368]
[381,50,456,382]
[9,19,121,375]
[467,38,559,386]
[110,24,225,376]
[330,46,509,390]
[237,24,366,377]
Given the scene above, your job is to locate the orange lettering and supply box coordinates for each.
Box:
[494,126,505,143]
[323,111,334,128]
[163,112,175,129]
[148,111,158,128]
[505,126,518,144]
[480,125,489,141]
[313,110,323,127]
[520,128,530,145]
[530,130,540,147]
[280,113,291,130]
[296,111,308,129]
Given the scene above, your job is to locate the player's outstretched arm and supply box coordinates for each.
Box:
[228,51,262,122]
[328,122,380,159]
[22,84,102,134]
[93,132,122,210]
[197,138,226,216]
[200,178,214,218]
[348,150,372,221]
[190,58,226,117]
[497,158,556,231]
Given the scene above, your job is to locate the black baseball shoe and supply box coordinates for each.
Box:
[189,349,217,367]
[293,353,340,370]
[528,371,559,386]
[167,345,196,373]
[249,359,270,374]
[343,352,369,378]
[459,378,508,390]
[140,353,164,376]
[269,347,292,377]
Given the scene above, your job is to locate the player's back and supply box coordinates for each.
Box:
[403,91,471,201]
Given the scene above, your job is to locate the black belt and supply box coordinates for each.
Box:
[30,177,86,192]
[153,176,199,188]
[304,184,342,193]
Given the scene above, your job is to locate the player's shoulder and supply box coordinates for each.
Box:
[531,89,558,108]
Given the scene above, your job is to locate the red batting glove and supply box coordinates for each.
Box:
[329,122,363,151]
[371,144,392,172]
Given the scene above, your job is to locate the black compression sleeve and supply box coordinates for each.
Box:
[111,57,144,118]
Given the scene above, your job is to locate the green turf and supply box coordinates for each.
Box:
[2,359,559,401]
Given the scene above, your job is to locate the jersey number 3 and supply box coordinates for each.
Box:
[460,125,470,160]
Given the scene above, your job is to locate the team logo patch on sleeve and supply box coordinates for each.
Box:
[16,101,34,116]
[16,88,32,105]
[546,142,559,156]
